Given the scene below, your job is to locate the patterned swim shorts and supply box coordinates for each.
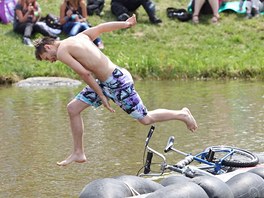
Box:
[75,67,148,119]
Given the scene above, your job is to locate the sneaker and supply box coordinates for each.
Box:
[150,16,162,24]
[23,37,33,47]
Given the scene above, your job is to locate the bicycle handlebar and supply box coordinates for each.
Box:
[164,136,175,153]
[145,125,155,147]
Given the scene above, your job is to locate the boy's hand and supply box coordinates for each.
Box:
[101,95,115,113]
[126,14,137,28]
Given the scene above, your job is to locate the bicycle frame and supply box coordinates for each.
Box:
[195,148,239,173]
[139,142,214,178]
[164,135,246,175]
[138,126,239,177]
[164,135,234,175]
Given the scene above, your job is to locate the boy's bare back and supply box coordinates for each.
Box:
[57,33,116,82]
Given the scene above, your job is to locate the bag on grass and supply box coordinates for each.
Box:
[167,7,192,22]
[0,0,16,24]
[45,13,62,30]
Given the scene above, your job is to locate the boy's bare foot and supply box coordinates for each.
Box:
[182,107,198,132]
[57,153,87,166]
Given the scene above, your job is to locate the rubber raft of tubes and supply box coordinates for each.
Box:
[79,156,264,198]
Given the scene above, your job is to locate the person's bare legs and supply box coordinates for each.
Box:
[208,0,220,23]
[57,99,89,166]
[245,1,253,18]
[193,0,206,23]
[138,107,198,132]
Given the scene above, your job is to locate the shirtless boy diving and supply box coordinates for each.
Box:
[34,15,198,166]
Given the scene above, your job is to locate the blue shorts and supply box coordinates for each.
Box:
[75,68,148,119]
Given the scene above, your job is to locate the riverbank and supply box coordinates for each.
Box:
[1,0,264,84]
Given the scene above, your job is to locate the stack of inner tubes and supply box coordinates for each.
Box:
[79,166,264,198]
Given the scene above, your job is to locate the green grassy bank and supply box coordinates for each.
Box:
[1,0,264,84]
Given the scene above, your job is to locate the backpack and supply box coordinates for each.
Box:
[0,0,16,24]
[87,0,104,16]
[167,7,192,22]
[45,13,62,30]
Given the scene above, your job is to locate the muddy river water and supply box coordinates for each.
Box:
[0,80,263,197]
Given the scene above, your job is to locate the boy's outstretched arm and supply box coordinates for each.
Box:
[81,14,137,41]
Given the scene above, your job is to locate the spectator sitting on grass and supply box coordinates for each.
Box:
[60,0,104,49]
[13,0,58,46]
[239,0,264,18]
[190,0,224,24]
[111,0,162,24]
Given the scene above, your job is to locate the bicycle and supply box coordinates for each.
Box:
[137,126,259,178]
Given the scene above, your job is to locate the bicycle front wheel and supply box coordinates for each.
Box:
[203,146,259,168]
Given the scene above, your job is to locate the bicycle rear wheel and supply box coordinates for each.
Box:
[203,146,259,168]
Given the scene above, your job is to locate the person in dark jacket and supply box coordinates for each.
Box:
[111,0,162,24]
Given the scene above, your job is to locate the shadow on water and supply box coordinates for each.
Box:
[0,80,263,197]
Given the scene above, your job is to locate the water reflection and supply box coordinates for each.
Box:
[0,80,263,197]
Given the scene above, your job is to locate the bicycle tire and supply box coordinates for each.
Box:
[203,146,259,168]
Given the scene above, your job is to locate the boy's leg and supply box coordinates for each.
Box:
[57,99,90,166]
[103,68,197,132]
[138,107,198,132]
